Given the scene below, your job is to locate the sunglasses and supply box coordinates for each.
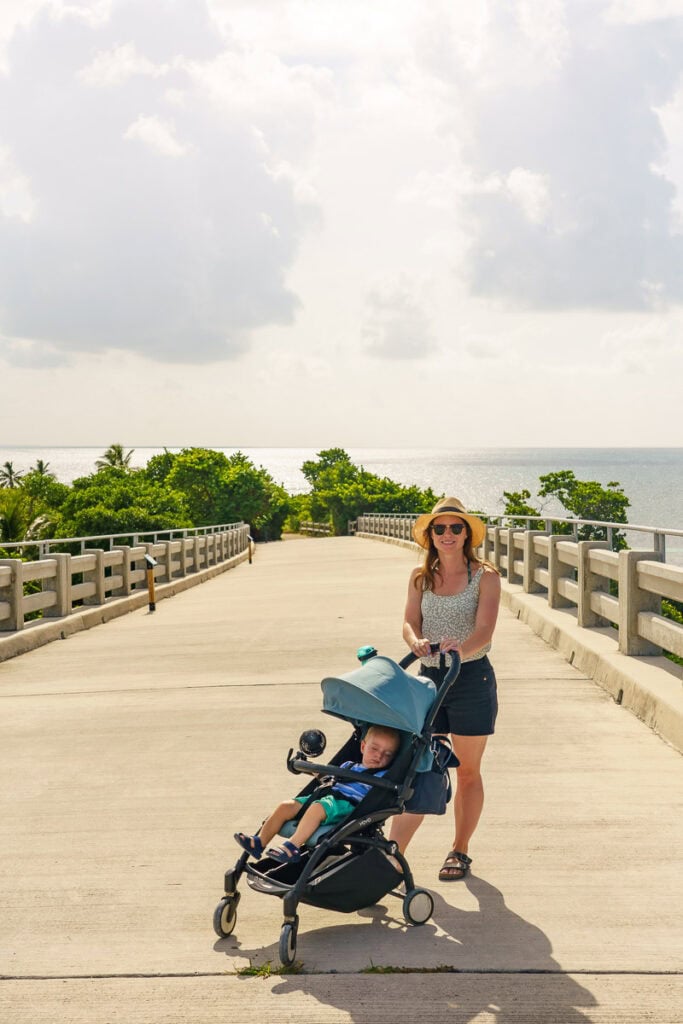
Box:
[430,523,466,536]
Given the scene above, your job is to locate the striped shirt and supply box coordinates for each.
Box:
[331,762,386,804]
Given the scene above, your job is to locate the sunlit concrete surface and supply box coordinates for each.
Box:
[1,537,681,1023]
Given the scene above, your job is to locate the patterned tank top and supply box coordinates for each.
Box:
[420,565,490,666]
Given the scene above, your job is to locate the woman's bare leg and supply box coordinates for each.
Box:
[388,811,424,854]
[450,733,488,855]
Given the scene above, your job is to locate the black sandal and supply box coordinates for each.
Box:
[438,849,472,881]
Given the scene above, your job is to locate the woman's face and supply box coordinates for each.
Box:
[430,514,467,553]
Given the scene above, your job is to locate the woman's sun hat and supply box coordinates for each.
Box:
[412,497,487,549]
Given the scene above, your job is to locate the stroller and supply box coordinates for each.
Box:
[213,645,460,966]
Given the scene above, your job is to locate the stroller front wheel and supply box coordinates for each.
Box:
[213,896,239,938]
[279,920,298,967]
[403,888,434,926]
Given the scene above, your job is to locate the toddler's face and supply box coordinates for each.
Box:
[361,732,398,769]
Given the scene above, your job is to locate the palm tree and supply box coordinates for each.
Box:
[0,461,23,488]
[95,444,135,471]
[0,490,26,541]
[32,458,52,477]
[0,490,53,543]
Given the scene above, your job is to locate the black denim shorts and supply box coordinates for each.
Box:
[421,655,498,736]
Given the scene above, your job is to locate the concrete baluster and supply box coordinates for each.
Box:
[618,550,663,655]
[178,538,188,576]
[0,558,24,631]
[162,542,175,581]
[490,526,502,572]
[523,531,548,594]
[577,541,610,627]
[482,524,491,563]
[548,535,573,609]
[111,546,132,596]
[42,553,72,618]
[82,548,105,606]
[506,528,522,583]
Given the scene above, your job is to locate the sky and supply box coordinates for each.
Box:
[1,0,682,448]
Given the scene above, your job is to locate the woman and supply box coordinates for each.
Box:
[389,497,501,881]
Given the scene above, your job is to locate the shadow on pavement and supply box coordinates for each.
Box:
[215,874,598,1023]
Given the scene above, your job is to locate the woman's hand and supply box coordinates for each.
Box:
[409,637,432,658]
[439,638,463,655]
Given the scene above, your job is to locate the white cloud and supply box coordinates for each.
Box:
[604,0,683,24]
[362,279,437,360]
[0,147,37,221]
[599,315,683,374]
[123,114,189,157]
[505,167,551,225]
[0,0,682,445]
[78,41,166,86]
[0,0,316,364]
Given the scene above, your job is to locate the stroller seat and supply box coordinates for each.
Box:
[278,818,335,846]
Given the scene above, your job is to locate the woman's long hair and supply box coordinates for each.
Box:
[413,522,499,592]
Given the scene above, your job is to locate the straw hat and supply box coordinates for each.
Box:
[412,497,486,549]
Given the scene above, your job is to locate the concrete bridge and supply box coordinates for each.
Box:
[1,535,682,1023]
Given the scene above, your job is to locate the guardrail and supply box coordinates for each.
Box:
[0,523,251,633]
[299,521,333,536]
[355,513,683,663]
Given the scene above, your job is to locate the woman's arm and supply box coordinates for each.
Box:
[440,569,501,659]
[403,569,432,658]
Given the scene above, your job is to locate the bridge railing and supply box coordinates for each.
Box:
[355,513,683,662]
[0,523,251,633]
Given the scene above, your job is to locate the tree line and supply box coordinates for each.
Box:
[1,444,634,549]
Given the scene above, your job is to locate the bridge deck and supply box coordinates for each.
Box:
[1,537,681,1022]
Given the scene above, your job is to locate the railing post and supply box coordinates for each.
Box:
[577,541,610,627]
[42,553,72,617]
[482,524,492,563]
[506,528,522,583]
[82,548,105,606]
[490,526,502,572]
[179,538,189,576]
[162,541,175,581]
[523,531,548,594]
[0,558,24,631]
[191,536,201,572]
[618,550,663,655]
[548,535,573,609]
[111,546,132,596]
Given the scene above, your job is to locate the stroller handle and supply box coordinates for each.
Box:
[399,644,462,689]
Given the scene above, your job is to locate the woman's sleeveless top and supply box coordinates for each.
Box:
[420,566,490,666]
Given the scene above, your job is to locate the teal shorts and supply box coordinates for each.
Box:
[294,792,356,825]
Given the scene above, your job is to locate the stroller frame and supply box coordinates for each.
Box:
[213,647,460,966]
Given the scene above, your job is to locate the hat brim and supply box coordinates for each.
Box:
[412,510,487,549]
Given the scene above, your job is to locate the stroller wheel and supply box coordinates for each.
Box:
[279,920,298,967]
[213,896,239,938]
[403,888,434,926]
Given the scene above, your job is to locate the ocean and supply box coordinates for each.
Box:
[2,446,682,558]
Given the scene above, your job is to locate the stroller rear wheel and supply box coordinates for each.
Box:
[213,895,239,938]
[402,888,434,926]
[279,918,299,967]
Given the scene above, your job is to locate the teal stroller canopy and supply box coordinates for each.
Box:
[321,655,437,736]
